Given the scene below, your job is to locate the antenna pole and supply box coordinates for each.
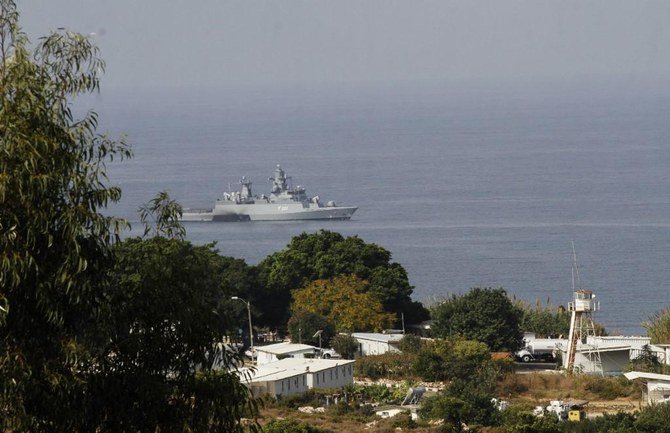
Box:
[571,241,581,290]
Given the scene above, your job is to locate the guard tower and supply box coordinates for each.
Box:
[566,289,602,374]
[565,245,602,375]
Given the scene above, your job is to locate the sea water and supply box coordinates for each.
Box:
[99,79,670,335]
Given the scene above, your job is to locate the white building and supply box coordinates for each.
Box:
[624,371,670,404]
[351,333,403,356]
[254,342,317,365]
[244,367,308,398]
[558,335,670,374]
[561,344,632,374]
[242,358,356,398]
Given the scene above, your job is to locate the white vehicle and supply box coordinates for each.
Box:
[515,338,566,363]
[319,348,339,359]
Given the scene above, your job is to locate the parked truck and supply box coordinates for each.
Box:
[515,338,567,363]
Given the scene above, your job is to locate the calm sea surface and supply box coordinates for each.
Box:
[97,80,670,335]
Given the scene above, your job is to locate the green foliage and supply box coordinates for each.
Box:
[287,311,336,347]
[561,411,636,433]
[398,334,424,353]
[628,344,666,374]
[1,2,130,429]
[413,339,494,383]
[91,236,259,432]
[292,275,396,332]
[354,352,417,380]
[139,190,185,239]
[430,287,524,352]
[391,411,418,429]
[581,375,637,400]
[413,349,448,381]
[271,389,322,409]
[635,401,670,433]
[331,333,359,359]
[0,4,258,430]
[263,418,332,433]
[417,339,502,429]
[420,395,479,432]
[644,307,670,344]
[517,300,570,338]
[256,230,429,328]
[505,415,562,433]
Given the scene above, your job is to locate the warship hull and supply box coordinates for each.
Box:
[182,203,357,222]
[181,165,357,222]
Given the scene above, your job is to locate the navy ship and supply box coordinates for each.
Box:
[181,165,358,222]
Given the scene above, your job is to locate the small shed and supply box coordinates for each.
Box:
[255,342,317,365]
[624,371,670,404]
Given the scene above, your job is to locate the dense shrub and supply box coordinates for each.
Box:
[581,375,637,400]
[398,334,424,353]
[354,352,417,380]
[431,288,524,352]
[635,401,670,433]
[331,334,359,359]
[272,390,322,409]
[391,411,417,429]
[561,412,636,433]
[263,419,331,433]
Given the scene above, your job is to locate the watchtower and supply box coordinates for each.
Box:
[565,243,602,375]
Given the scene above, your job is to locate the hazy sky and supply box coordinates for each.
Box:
[17,1,670,90]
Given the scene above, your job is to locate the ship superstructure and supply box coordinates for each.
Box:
[182,165,357,222]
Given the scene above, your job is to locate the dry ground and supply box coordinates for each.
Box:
[256,372,646,432]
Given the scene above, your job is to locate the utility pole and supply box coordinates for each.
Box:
[231,296,254,363]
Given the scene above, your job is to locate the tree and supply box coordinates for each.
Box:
[644,307,670,344]
[287,311,336,347]
[291,275,396,332]
[256,230,429,328]
[413,339,493,384]
[0,4,257,430]
[1,2,130,429]
[430,288,524,352]
[517,300,570,338]
[628,344,665,374]
[420,395,474,432]
[95,236,258,432]
[331,334,359,359]
[139,190,185,239]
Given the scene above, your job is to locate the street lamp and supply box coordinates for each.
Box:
[231,296,254,363]
[313,330,323,353]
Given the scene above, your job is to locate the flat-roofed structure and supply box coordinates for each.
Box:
[241,358,355,398]
[624,371,670,404]
[254,342,317,365]
[351,332,403,356]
